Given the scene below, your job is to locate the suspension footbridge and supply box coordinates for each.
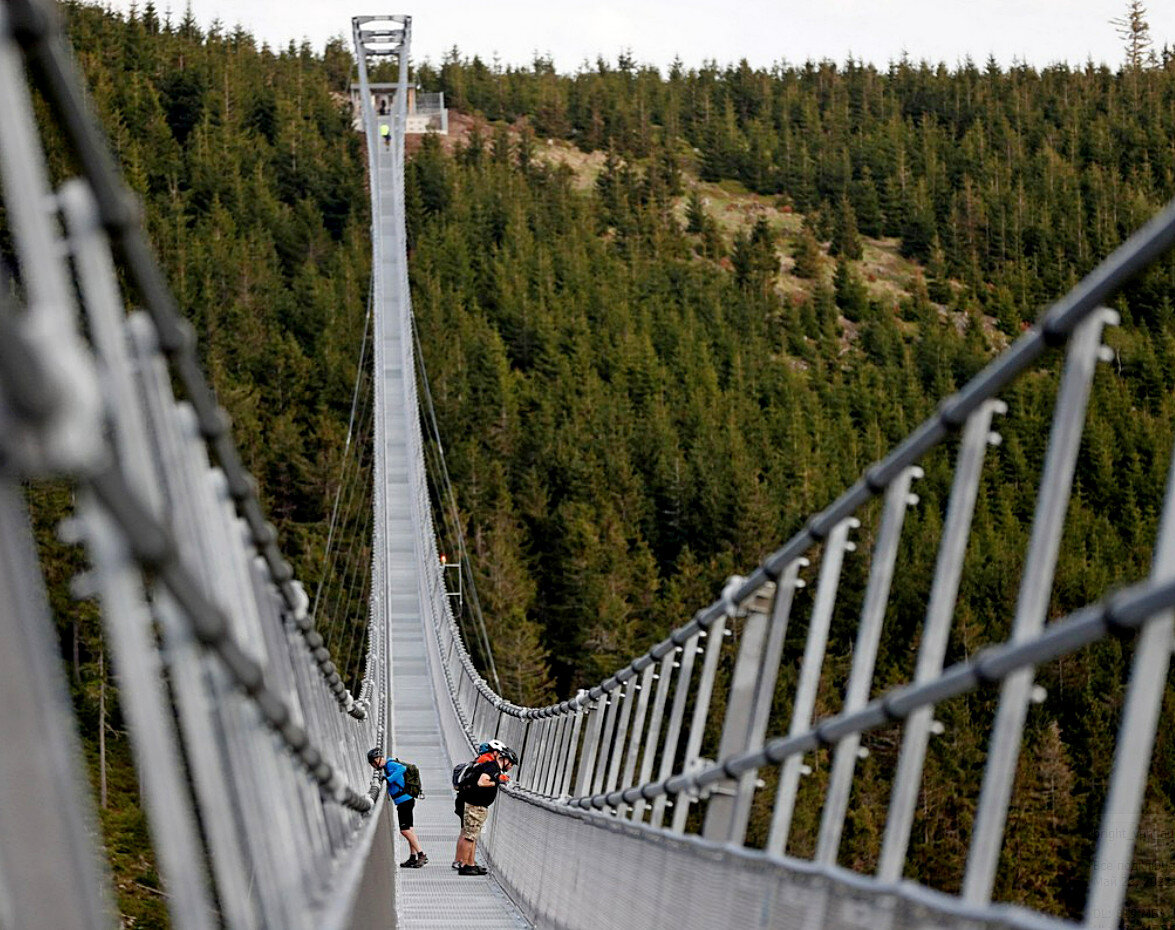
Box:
[1,2,1174,928]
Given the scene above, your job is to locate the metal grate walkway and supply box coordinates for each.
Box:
[389,567,530,929]
[369,92,530,926]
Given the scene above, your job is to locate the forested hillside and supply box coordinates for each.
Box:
[14,2,1175,925]
[407,48,1175,925]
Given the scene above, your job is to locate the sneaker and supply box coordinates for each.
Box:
[405,857,425,869]
[399,855,417,868]
[458,864,487,876]
[451,861,460,870]
[415,852,428,865]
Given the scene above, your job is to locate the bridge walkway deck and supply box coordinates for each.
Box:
[374,121,530,930]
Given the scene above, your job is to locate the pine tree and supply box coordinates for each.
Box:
[791,227,823,279]
[926,234,953,303]
[998,721,1079,914]
[831,194,864,260]
[899,182,936,262]
[472,490,554,705]
[1112,1,1155,70]
[685,189,707,234]
[834,257,869,321]
[731,217,777,290]
[851,167,883,237]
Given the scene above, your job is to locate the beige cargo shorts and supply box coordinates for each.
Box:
[461,803,489,840]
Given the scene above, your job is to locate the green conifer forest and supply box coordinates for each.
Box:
[11,2,1175,925]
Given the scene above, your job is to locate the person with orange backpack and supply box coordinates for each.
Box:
[451,742,517,876]
[451,740,505,869]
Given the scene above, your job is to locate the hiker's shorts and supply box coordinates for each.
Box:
[461,803,489,840]
[395,798,415,831]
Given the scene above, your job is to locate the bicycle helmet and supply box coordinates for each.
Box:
[367,748,383,765]
[487,739,507,753]
[501,747,519,767]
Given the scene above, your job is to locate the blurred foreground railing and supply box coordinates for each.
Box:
[0,2,388,928]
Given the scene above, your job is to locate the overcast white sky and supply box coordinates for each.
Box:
[103,1,1174,72]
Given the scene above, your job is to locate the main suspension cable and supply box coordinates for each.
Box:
[312,289,372,627]
[411,313,502,693]
[323,394,374,654]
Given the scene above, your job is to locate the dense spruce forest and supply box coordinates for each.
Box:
[14,1,1175,925]
[407,33,1175,927]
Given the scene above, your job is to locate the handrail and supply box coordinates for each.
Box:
[0,4,388,927]
[571,572,1175,810]
[5,0,369,717]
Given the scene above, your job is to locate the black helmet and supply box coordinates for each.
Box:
[501,747,519,767]
[367,748,383,765]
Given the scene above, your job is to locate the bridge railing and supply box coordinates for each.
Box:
[0,2,389,928]
[405,141,1175,929]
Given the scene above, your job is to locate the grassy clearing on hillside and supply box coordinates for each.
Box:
[419,110,969,332]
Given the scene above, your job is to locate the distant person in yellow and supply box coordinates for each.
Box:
[380,123,390,147]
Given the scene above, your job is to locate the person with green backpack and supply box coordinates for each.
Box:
[368,748,427,868]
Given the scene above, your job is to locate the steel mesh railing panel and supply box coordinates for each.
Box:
[0,2,392,927]
[481,791,1068,930]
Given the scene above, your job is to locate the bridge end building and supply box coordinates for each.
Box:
[349,82,448,134]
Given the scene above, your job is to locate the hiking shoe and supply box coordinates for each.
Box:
[415,851,428,865]
[399,855,418,868]
[451,861,460,870]
[458,864,487,876]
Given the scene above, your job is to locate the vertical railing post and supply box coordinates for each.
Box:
[766,517,857,855]
[631,652,675,821]
[535,713,555,794]
[471,678,484,736]
[878,400,1003,881]
[533,714,554,792]
[1086,432,1175,927]
[559,700,587,798]
[545,714,566,794]
[964,309,1115,904]
[469,677,483,736]
[816,467,920,863]
[530,715,551,792]
[499,710,519,769]
[573,697,607,798]
[702,584,774,841]
[728,560,806,844]
[617,663,656,817]
[671,616,727,833]
[650,631,701,829]
[510,710,529,788]
[457,672,472,728]
[0,480,113,930]
[590,687,623,796]
[545,714,570,796]
[604,677,638,800]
